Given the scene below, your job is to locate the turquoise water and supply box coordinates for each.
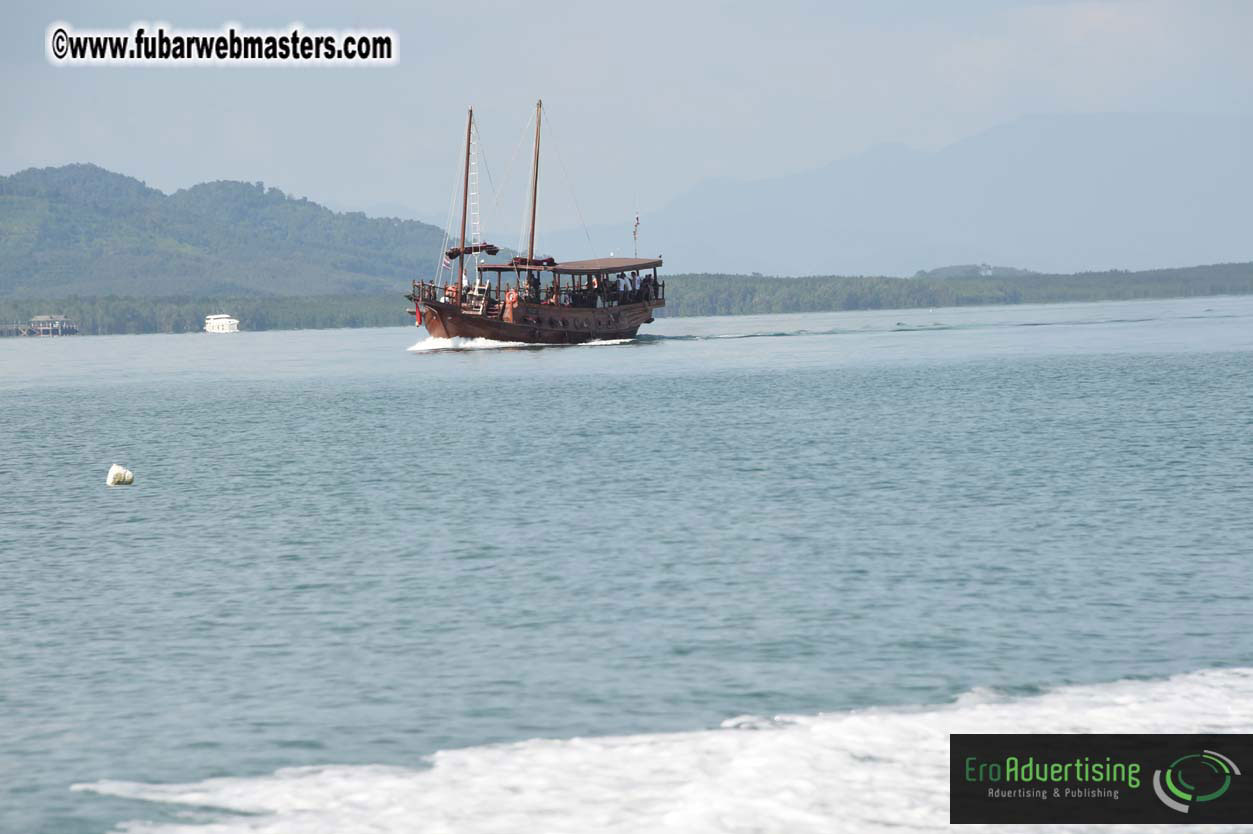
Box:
[3,296,1253,833]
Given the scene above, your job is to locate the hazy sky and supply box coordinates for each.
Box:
[5,1,1252,243]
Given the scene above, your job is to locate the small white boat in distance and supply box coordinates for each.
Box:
[204,314,240,334]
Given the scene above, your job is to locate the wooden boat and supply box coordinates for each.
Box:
[407,101,664,344]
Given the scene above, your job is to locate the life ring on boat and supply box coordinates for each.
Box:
[506,289,518,306]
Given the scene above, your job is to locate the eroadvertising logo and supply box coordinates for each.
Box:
[950,735,1253,824]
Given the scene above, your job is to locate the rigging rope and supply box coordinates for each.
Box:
[541,107,597,260]
[472,121,497,205]
[471,121,498,269]
[434,127,467,288]
[470,107,533,260]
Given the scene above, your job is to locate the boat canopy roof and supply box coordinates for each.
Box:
[478,256,556,273]
[551,257,662,275]
[477,256,662,275]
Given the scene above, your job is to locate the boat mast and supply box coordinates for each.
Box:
[458,106,473,297]
[527,99,542,264]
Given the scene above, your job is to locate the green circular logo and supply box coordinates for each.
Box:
[1153,750,1241,814]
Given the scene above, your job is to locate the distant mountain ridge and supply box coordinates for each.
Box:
[0,163,446,298]
[545,113,1253,276]
[914,264,1038,280]
[5,112,1252,300]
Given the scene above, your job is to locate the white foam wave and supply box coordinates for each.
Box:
[407,336,634,352]
[75,667,1253,833]
[407,335,529,352]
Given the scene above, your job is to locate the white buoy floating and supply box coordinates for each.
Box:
[106,464,134,486]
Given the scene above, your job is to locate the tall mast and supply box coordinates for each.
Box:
[527,99,542,263]
[458,106,473,296]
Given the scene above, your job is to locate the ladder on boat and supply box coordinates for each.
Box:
[469,131,482,275]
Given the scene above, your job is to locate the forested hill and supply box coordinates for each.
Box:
[4,164,1253,335]
[0,164,446,297]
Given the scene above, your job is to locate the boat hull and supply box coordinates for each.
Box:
[417,298,662,344]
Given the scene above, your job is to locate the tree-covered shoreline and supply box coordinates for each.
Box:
[4,262,1253,336]
[658,262,1253,317]
[0,294,413,335]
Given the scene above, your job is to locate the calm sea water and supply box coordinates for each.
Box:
[3,296,1253,833]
